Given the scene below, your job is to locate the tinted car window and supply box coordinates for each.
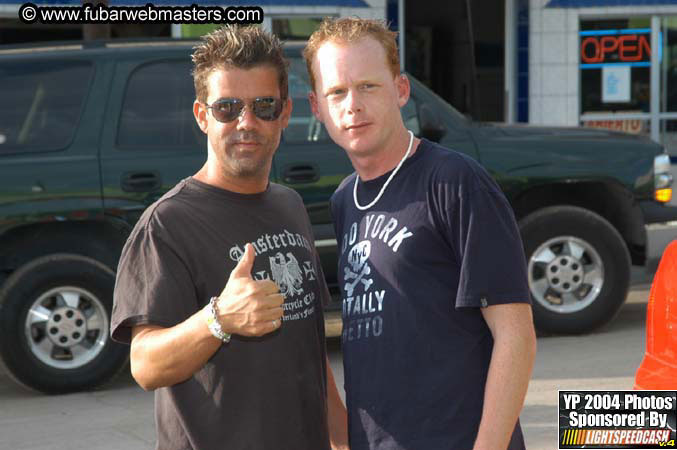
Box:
[286,57,330,143]
[117,60,205,150]
[0,60,92,154]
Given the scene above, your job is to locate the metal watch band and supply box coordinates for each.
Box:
[206,296,230,343]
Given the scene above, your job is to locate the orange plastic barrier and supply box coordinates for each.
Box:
[634,240,677,390]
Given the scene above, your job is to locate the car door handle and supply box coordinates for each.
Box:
[283,164,319,184]
[121,172,161,192]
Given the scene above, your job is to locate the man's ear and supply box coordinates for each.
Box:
[396,74,411,108]
[309,91,323,123]
[193,100,208,133]
[280,97,293,129]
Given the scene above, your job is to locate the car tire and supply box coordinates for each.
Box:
[519,206,631,334]
[0,254,128,394]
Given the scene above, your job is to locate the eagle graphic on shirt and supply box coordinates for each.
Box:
[270,252,304,298]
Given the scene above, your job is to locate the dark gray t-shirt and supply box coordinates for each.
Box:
[330,139,531,450]
[111,177,330,450]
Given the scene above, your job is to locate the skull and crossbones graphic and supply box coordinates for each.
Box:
[344,241,374,296]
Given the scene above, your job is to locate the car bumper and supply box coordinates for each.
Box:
[641,201,677,269]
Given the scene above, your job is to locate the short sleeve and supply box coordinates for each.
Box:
[110,220,198,344]
[329,192,341,244]
[445,187,531,308]
[329,175,353,248]
[313,250,332,308]
[299,194,331,310]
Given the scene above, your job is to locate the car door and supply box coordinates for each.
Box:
[0,55,106,230]
[99,52,207,230]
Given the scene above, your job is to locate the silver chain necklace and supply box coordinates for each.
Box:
[353,130,414,211]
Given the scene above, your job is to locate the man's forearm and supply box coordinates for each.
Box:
[326,359,349,449]
[130,306,222,390]
[129,244,284,391]
[474,305,537,450]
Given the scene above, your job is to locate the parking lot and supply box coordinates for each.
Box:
[0,268,653,450]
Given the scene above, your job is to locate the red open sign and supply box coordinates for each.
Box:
[580,34,651,64]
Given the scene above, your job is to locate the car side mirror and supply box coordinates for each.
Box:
[419,103,446,143]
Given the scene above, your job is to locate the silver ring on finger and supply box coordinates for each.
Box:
[272,319,278,328]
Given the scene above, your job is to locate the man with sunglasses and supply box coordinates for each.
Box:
[111,25,348,450]
[304,18,537,450]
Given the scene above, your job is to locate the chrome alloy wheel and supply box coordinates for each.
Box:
[24,286,109,370]
[527,236,604,314]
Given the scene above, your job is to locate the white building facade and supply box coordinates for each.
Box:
[525,0,677,155]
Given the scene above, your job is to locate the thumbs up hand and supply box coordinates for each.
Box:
[215,243,284,337]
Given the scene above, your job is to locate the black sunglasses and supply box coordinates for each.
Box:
[205,97,285,123]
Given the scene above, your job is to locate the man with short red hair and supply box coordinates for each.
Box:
[305,17,537,450]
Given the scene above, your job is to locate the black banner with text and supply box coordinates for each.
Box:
[559,391,676,448]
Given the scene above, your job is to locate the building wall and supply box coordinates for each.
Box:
[262,0,385,22]
[529,0,677,126]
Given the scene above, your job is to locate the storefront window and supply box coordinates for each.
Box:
[577,15,677,154]
[661,120,677,152]
[661,16,677,155]
[580,18,651,137]
[661,17,677,112]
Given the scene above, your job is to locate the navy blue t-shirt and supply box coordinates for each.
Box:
[330,139,531,450]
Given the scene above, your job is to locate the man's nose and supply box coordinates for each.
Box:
[345,90,363,113]
[236,104,258,130]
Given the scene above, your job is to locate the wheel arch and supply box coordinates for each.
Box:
[511,181,646,265]
[0,220,128,280]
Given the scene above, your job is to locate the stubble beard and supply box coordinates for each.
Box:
[217,131,276,180]
[221,152,270,179]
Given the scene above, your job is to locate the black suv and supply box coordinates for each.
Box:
[1,40,675,394]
